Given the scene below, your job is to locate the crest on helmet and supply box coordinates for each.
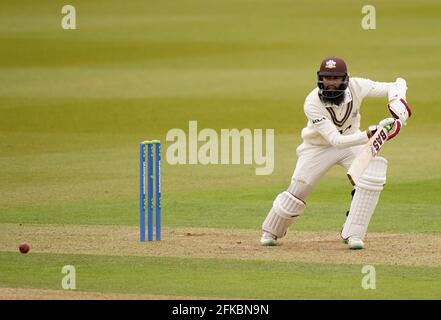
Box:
[325,59,337,69]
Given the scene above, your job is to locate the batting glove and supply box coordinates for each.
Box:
[367,118,402,140]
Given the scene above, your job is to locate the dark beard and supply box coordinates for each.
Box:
[318,91,346,106]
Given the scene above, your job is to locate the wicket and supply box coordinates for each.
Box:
[140,140,161,241]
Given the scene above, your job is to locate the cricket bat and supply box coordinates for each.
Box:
[347,125,390,186]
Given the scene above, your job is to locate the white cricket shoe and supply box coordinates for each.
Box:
[260,232,277,246]
[348,236,364,250]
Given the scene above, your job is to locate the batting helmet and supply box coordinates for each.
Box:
[317,56,349,100]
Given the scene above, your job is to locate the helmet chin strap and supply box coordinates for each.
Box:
[319,88,346,99]
[316,73,349,102]
[318,85,347,105]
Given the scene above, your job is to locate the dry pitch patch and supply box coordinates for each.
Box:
[1,223,440,267]
[0,287,226,300]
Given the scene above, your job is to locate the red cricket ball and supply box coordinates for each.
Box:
[19,243,30,254]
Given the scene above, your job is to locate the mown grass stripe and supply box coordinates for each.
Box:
[1,252,440,299]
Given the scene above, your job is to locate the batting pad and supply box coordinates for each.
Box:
[341,157,387,240]
[262,191,306,238]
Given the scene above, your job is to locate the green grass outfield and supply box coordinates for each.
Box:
[1,252,441,299]
[1,0,441,299]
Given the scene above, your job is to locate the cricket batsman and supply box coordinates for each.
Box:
[260,56,412,249]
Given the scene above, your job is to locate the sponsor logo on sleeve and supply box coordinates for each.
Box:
[312,117,326,124]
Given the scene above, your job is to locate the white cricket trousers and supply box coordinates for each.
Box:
[288,142,364,201]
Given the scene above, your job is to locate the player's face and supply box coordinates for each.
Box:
[323,76,344,90]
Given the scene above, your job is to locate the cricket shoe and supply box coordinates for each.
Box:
[347,236,364,250]
[260,232,277,246]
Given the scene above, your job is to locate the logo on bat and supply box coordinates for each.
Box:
[372,129,388,153]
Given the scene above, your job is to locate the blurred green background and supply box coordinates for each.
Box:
[1,0,440,232]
